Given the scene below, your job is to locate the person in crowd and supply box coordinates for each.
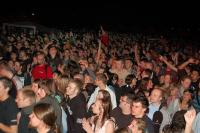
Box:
[87,73,117,110]
[110,58,130,87]
[15,87,37,133]
[29,103,59,133]
[35,80,62,132]
[167,89,192,118]
[179,76,192,96]
[14,60,31,86]
[131,96,154,133]
[64,79,87,133]
[31,51,53,80]
[111,93,134,130]
[128,118,146,133]
[46,44,62,72]
[0,77,19,133]
[162,110,187,133]
[82,98,115,133]
[0,61,23,97]
[147,87,170,133]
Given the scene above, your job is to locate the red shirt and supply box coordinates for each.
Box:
[101,33,109,46]
[31,64,53,80]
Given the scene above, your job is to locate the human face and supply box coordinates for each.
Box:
[96,91,104,100]
[49,47,57,56]
[115,60,123,70]
[37,88,46,100]
[14,62,21,72]
[125,60,132,70]
[191,71,199,81]
[37,54,45,65]
[119,96,129,109]
[131,102,146,118]
[29,112,42,128]
[66,82,77,98]
[0,81,8,101]
[149,89,162,103]
[164,74,171,84]
[181,78,191,89]
[92,100,102,115]
[183,91,192,102]
[129,119,141,133]
[32,83,39,94]
[15,91,28,108]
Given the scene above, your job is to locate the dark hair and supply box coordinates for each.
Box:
[122,93,135,104]
[0,77,13,91]
[94,98,112,128]
[97,90,112,109]
[162,110,186,133]
[33,103,59,133]
[125,74,136,85]
[133,96,149,112]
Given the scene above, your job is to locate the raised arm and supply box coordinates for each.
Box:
[134,44,140,66]
[159,55,178,72]
[178,58,195,70]
[184,109,196,133]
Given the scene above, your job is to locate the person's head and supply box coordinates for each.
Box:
[29,103,57,132]
[92,98,112,127]
[190,69,200,82]
[31,79,41,95]
[182,90,192,103]
[181,76,191,89]
[0,77,13,101]
[169,85,179,97]
[0,61,14,77]
[55,75,69,94]
[115,127,132,133]
[131,96,149,118]
[129,118,146,133]
[164,74,172,84]
[36,51,46,65]
[162,110,186,133]
[141,69,152,79]
[119,93,135,113]
[45,79,57,95]
[15,87,36,108]
[19,50,28,61]
[111,73,119,85]
[10,51,17,61]
[95,73,107,86]
[83,71,95,84]
[97,90,111,101]
[125,59,133,70]
[79,58,88,71]
[115,58,124,70]
[149,88,163,104]
[66,79,82,99]
[49,45,58,57]
[37,80,52,100]
[125,74,137,87]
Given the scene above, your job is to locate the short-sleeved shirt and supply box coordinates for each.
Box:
[0,96,19,133]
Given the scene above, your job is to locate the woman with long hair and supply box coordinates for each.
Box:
[167,90,192,118]
[29,103,60,133]
[82,98,115,133]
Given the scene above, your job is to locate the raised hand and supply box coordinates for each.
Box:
[184,109,196,126]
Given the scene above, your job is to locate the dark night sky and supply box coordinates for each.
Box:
[1,2,200,31]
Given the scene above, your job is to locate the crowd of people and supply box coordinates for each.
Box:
[0,26,200,133]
